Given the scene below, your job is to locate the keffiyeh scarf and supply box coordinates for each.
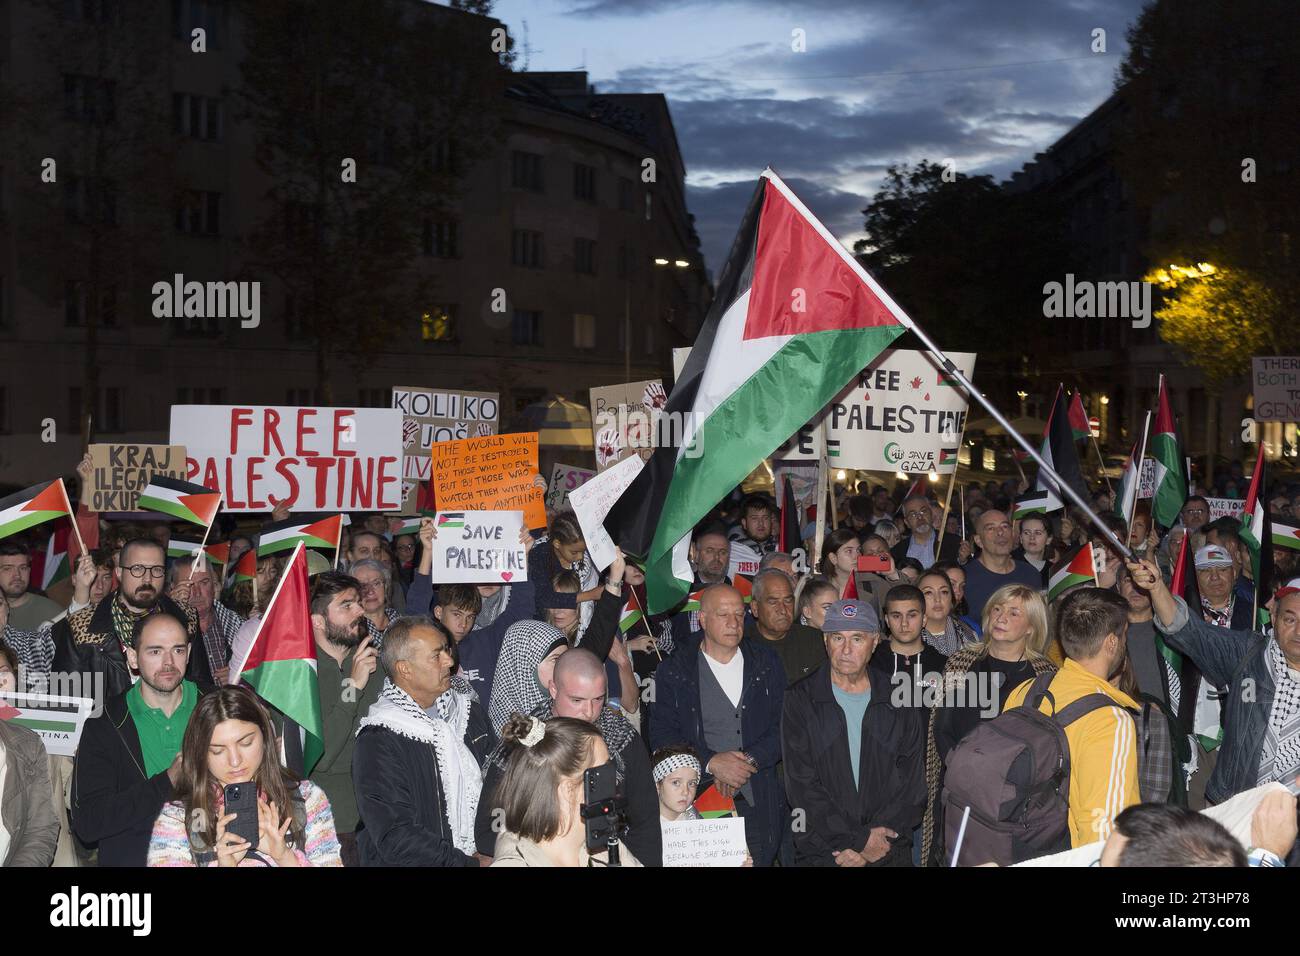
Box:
[359,679,481,855]
[484,697,638,784]
[1257,639,1300,786]
[487,619,569,735]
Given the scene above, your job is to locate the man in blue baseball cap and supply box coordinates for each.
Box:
[779,600,927,866]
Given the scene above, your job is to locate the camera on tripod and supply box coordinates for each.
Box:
[581,761,629,865]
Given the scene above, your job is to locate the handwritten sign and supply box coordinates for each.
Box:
[568,453,645,571]
[590,379,666,473]
[1206,497,1247,522]
[661,817,748,867]
[429,432,546,529]
[171,405,403,513]
[87,444,187,513]
[1252,357,1300,423]
[0,692,95,757]
[546,463,596,511]
[392,386,499,513]
[429,510,527,584]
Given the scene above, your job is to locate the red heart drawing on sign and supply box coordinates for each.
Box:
[501,572,513,582]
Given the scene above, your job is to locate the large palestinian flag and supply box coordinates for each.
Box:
[604,169,910,613]
[137,476,222,528]
[0,480,74,542]
[1034,385,1089,513]
[257,514,343,557]
[1150,375,1187,529]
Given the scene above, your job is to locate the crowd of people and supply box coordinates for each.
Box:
[0,451,1297,869]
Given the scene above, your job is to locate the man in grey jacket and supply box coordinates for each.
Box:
[0,719,60,866]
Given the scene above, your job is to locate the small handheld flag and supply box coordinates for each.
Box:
[137,476,222,528]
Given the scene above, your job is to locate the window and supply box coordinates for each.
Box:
[173,93,223,141]
[512,310,542,346]
[573,163,596,202]
[511,229,543,268]
[177,387,225,404]
[618,177,635,213]
[64,281,85,326]
[64,177,117,226]
[70,387,124,432]
[173,0,221,48]
[178,308,221,335]
[422,219,459,258]
[574,238,596,276]
[573,313,596,350]
[358,388,391,407]
[63,0,121,24]
[433,138,459,177]
[64,75,116,124]
[176,190,221,235]
[103,387,123,432]
[420,305,458,342]
[511,150,543,191]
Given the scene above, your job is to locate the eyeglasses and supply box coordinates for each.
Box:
[357,580,384,593]
[125,565,166,579]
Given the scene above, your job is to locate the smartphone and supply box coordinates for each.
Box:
[223,782,260,851]
[581,761,619,850]
[857,553,891,574]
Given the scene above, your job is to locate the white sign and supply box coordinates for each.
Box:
[568,454,645,571]
[1138,458,1157,499]
[672,347,692,383]
[429,510,527,584]
[171,405,404,513]
[776,349,977,473]
[546,463,596,511]
[1206,497,1247,522]
[661,817,748,867]
[728,541,762,580]
[0,693,95,757]
[1252,356,1300,423]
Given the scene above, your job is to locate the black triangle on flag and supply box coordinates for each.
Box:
[1036,385,1089,508]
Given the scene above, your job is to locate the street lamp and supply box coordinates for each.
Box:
[627,256,692,380]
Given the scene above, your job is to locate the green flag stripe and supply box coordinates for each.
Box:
[12,718,78,733]
[0,510,68,540]
[137,495,202,525]
[241,658,323,769]
[1047,571,1093,602]
[1150,432,1186,528]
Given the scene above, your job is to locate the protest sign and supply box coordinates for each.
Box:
[567,453,645,570]
[729,541,762,580]
[590,379,666,472]
[672,347,692,383]
[429,432,546,529]
[1138,458,1157,499]
[429,510,527,584]
[1252,357,1300,422]
[1206,497,1247,522]
[392,386,499,513]
[170,405,403,513]
[546,463,595,511]
[87,444,187,513]
[660,817,749,867]
[0,692,95,757]
[777,350,977,473]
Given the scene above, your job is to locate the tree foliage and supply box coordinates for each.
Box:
[1151,269,1280,386]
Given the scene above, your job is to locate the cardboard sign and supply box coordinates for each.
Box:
[776,350,977,473]
[87,444,188,513]
[1252,357,1300,422]
[429,510,527,584]
[429,432,546,529]
[546,463,596,511]
[590,379,666,472]
[392,386,499,513]
[1206,497,1247,522]
[661,817,748,867]
[170,405,403,513]
[567,453,646,570]
[0,692,95,757]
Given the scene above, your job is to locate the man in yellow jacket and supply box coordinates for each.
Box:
[1005,587,1140,847]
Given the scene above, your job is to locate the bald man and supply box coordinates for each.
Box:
[649,584,787,866]
[962,510,1043,620]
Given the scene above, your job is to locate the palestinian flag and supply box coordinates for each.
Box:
[939,447,958,468]
[1035,385,1089,512]
[693,783,738,818]
[232,547,258,583]
[1238,444,1271,627]
[1013,489,1053,520]
[257,514,343,556]
[137,476,222,528]
[0,479,74,542]
[681,588,705,612]
[437,512,465,530]
[203,541,230,567]
[236,544,323,772]
[167,538,204,560]
[604,169,909,613]
[1272,522,1300,552]
[1068,391,1091,441]
[393,513,432,537]
[1150,375,1187,529]
[35,523,72,591]
[680,581,752,611]
[1048,543,1099,601]
[619,590,644,634]
[1114,438,1142,526]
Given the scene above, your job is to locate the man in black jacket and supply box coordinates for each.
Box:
[52,538,212,702]
[474,648,662,864]
[353,616,493,866]
[890,495,964,570]
[71,613,203,866]
[782,600,926,866]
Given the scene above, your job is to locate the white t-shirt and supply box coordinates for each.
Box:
[703,647,744,708]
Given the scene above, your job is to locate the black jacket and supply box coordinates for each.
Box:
[353,698,494,867]
[51,594,213,702]
[890,531,961,568]
[781,664,926,866]
[71,689,180,867]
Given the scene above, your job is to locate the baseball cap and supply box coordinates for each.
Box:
[1194,545,1234,570]
[821,599,879,634]
[1274,578,1300,601]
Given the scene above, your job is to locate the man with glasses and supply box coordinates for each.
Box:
[1180,496,1212,534]
[350,559,398,644]
[889,494,966,571]
[165,557,244,685]
[52,538,212,702]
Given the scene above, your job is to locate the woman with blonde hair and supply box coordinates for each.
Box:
[919,583,1057,866]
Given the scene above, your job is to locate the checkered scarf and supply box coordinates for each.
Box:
[487,619,569,735]
[1257,639,1300,786]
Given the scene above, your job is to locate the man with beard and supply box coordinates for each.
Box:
[670,522,734,646]
[71,613,200,866]
[728,494,778,556]
[890,495,963,571]
[0,542,65,631]
[308,570,381,866]
[474,648,662,865]
[52,538,211,702]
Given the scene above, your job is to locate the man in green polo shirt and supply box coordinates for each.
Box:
[72,613,200,866]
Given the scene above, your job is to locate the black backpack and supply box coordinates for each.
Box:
[940,671,1115,867]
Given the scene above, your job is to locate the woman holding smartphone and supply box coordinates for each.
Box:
[147,685,343,866]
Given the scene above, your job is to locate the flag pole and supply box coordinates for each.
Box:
[188,494,223,580]
[813,453,828,574]
[334,514,343,570]
[1124,411,1152,534]
[959,485,966,540]
[939,418,968,541]
[57,478,87,560]
[231,541,303,680]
